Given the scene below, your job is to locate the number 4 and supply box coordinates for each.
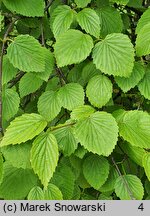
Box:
[138,203,144,211]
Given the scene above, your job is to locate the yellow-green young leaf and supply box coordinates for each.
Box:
[92,33,135,77]
[96,7,123,38]
[110,0,129,5]
[2,88,20,121]
[52,124,78,156]
[35,48,54,82]
[0,163,38,199]
[71,105,95,120]
[77,8,100,38]
[114,110,150,149]
[99,167,119,192]
[38,91,61,122]
[81,62,101,84]
[136,23,150,56]
[52,5,75,38]
[51,163,75,199]
[74,111,118,156]
[19,73,43,98]
[58,83,85,110]
[86,75,113,108]
[44,183,63,200]
[138,64,150,100]
[0,113,47,146]
[83,155,110,189]
[28,186,44,200]
[1,142,32,169]
[0,153,3,184]
[31,132,59,188]
[3,0,44,17]
[74,0,91,8]
[121,142,146,167]
[54,30,93,67]
[7,35,45,72]
[136,8,150,34]
[115,62,145,93]
[115,174,144,200]
[142,153,150,181]
[2,55,18,85]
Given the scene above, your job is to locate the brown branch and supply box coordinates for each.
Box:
[8,71,25,88]
[44,0,54,13]
[56,67,67,86]
[40,18,45,47]
[0,17,18,135]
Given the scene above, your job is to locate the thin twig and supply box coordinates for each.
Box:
[44,0,54,13]
[40,18,45,47]
[8,71,25,88]
[111,157,135,200]
[50,122,76,131]
[56,67,67,86]
[0,17,18,135]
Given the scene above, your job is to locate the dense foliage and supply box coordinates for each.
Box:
[0,0,150,200]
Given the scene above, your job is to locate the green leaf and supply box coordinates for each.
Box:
[0,153,3,184]
[99,167,119,192]
[136,8,150,34]
[115,174,144,200]
[2,88,20,121]
[44,183,63,200]
[96,7,123,37]
[54,29,93,67]
[74,111,118,156]
[58,83,85,110]
[52,124,78,156]
[0,163,38,199]
[1,142,32,169]
[7,35,45,72]
[31,132,59,188]
[81,62,101,84]
[19,73,43,98]
[77,8,100,38]
[136,23,150,56]
[127,0,142,8]
[2,55,18,85]
[28,186,44,200]
[38,91,61,122]
[115,62,145,92]
[0,113,47,146]
[86,75,113,108]
[51,163,75,199]
[114,110,150,149]
[92,33,135,77]
[138,64,150,100]
[121,142,145,167]
[74,145,87,159]
[83,155,110,189]
[74,0,91,8]
[142,153,150,181]
[3,0,44,17]
[52,5,75,38]
[35,48,54,82]
[71,105,95,120]
[110,0,129,4]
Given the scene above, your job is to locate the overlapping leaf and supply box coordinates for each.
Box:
[77,8,100,38]
[7,35,45,72]
[138,64,150,100]
[19,73,43,98]
[136,8,150,34]
[114,110,150,149]
[58,83,85,110]
[92,33,135,77]
[3,0,44,17]
[83,155,110,189]
[28,186,44,200]
[0,113,47,146]
[74,111,118,156]
[44,183,63,200]
[54,30,93,67]
[115,174,144,200]
[2,88,20,121]
[31,132,59,188]
[71,105,95,120]
[115,62,145,92]
[142,153,150,181]
[86,75,113,108]
[74,0,91,8]
[96,7,123,37]
[38,91,61,121]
